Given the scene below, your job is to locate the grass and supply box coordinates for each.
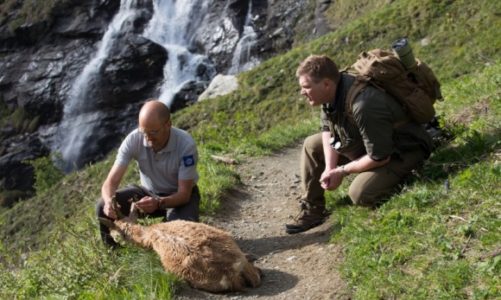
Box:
[0,0,500,298]
[330,159,500,299]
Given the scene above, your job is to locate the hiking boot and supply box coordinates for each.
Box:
[285,201,329,234]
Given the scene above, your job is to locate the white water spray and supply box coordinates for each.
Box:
[143,0,211,106]
[56,0,140,170]
[228,1,259,75]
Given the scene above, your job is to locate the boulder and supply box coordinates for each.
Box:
[198,74,239,101]
[171,81,209,113]
[97,35,167,108]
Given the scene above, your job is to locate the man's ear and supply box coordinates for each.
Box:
[322,78,334,89]
[98,217,116,229]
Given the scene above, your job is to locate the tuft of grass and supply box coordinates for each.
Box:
[197,148,240,215]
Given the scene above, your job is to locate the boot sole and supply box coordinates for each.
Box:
[285,220,325,234]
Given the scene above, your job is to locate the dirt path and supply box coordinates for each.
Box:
[176,144,351,299]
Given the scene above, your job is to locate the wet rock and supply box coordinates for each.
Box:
[98,35,167,108]
[0,134,49,202]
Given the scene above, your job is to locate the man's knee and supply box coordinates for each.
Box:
[302,133,324,173]
[348,174,396,207]
[303,133,323,155]
[167,186,200,222]
[348,185,379,207]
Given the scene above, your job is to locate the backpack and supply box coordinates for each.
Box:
[345,45,443,124]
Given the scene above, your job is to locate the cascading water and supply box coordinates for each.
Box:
[142,0,215,107]
[228,1,259,75]
[55,0,260,171]
[56,0,140,171]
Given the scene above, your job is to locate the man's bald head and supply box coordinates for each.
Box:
[138,99,172,152]
[139,99,171,124]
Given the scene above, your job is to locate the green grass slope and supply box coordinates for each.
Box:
[1,0,499,298]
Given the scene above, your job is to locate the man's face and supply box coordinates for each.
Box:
[298,74,332,106]
[139,117,171,152]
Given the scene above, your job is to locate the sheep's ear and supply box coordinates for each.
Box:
[98,217,116,229]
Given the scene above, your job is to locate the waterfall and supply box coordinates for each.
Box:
[142,0,214,107]
[228,1,259,75]
[54,0,258,171]
[56,0,140,171]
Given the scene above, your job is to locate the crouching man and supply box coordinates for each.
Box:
[96,99,200,247]
[286,55,433,234]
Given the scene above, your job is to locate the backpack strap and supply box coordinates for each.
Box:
[345,75,369,119]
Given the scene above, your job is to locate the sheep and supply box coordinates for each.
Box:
[99,201,261,293]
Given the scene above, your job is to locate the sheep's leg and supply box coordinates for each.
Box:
[241,262,262,288]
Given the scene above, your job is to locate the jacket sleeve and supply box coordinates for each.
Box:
[351,87,395,161]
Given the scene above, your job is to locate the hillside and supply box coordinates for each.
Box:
[1,0,500,299]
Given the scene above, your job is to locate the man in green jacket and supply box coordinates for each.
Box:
[286,55,432,234]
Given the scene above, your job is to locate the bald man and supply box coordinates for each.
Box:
[96,99,200,247]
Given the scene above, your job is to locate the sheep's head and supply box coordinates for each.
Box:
[98,198,139,245]
[98,217,128,245]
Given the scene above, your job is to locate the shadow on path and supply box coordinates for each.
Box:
[237,225,333,258]
[176,268,299,299]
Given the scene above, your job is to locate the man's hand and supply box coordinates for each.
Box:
[135,196,160,213]
[103,200,117,220]
[101,164,127,219]
[320,168,344,190]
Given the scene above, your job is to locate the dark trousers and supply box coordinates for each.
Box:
[302,133,426,207]
[96,185,200,246]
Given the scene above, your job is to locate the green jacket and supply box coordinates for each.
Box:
[321,73,433,161]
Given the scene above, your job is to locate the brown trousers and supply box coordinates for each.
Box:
[301,133,426,207]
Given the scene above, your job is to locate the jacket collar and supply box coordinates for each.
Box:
[323,72,355,115]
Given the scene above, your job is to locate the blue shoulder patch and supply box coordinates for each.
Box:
[183,155,195,167]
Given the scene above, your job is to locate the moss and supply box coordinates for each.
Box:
[0,0,67,33]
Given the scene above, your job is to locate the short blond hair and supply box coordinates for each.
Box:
[296,55,340,83]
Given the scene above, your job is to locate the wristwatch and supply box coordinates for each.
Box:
[340,165,349,177]
[155,197,164,210]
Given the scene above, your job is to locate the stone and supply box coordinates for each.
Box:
[198,74,239,101]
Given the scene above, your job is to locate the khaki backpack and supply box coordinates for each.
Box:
[345,47,443,124]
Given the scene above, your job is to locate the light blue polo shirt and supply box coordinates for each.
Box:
[114,127,199,195]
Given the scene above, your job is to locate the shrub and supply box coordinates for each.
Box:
[27,155,64,196]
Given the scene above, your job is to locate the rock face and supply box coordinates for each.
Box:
[0,0,332,204]
[194,0,320,72]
